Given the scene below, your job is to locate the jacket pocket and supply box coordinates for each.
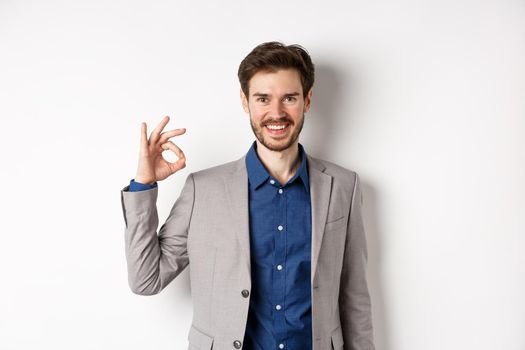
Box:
[187,324,214,350]
[325,215,347,231]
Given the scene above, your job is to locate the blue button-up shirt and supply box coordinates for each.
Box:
[243,141,312,350]
[127,141,313,349]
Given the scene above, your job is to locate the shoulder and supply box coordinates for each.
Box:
[308,154,364,206]
[307,154,359,186]
[189,155,245,183]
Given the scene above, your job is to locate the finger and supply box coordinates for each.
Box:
[161,141,186,172]
[158,128,186,144]
[161,140,185,160]
[149,115,170,145]
[140,122,148,149]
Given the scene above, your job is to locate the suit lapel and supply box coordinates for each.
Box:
[306,154,333,284]
[224,152,333,285]
[224,156,251,277]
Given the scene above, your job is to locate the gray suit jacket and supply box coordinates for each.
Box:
[120,152,375,350]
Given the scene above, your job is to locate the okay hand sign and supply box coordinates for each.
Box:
[134,116,186,185]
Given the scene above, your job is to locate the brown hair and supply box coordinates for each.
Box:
[237,41,315,100]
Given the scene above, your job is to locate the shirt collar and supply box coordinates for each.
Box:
[245,140,310,193]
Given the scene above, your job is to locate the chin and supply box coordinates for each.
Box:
[259,135,298,152]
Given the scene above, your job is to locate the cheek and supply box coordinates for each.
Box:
[249,106,266,118]
[248,112,264,125]
[287,104,304,116]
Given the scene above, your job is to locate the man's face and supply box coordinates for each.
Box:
[240,68,312,152]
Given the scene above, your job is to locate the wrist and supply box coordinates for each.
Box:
[134,177,156,185]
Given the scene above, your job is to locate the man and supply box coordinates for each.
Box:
[120,41,375,350]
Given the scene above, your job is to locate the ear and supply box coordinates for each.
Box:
[303,88,313,113]
[240,88,249,113]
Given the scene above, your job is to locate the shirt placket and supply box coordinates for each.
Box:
[271,177,287,349]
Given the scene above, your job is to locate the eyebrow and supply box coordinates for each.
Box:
[252,92,301,98]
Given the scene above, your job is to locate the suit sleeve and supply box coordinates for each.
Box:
[339,172,375,350]
[120,173,195,295]
[128,178,158,192]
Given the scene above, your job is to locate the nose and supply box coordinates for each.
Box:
[270,100,286,119]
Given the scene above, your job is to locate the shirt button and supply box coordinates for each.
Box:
[279,344,285,349]
[270,179,275,184]
[233,340,242,349]
[277,264,283,270]
[275,304,282,310]
[278,188,283,194]
[277,225,283,231]
[241,289,250,298]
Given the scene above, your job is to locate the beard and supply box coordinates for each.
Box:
[249,113,305,152]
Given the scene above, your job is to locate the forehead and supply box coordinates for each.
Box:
[248,68,303,95]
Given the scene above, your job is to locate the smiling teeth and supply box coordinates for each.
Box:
[266,124,287,130]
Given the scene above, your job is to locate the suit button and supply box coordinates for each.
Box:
[241,289,250,298]
[233,340,242,348]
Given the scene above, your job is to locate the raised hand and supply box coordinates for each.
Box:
[134,116,186,185]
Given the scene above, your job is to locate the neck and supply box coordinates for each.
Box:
[255,140,301,185]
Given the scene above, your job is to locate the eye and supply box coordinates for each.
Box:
[284,96,297,102]
[257,97,267,103]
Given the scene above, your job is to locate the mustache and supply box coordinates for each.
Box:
[262,118,293,125]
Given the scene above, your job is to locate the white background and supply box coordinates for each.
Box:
[1,0,524,349]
